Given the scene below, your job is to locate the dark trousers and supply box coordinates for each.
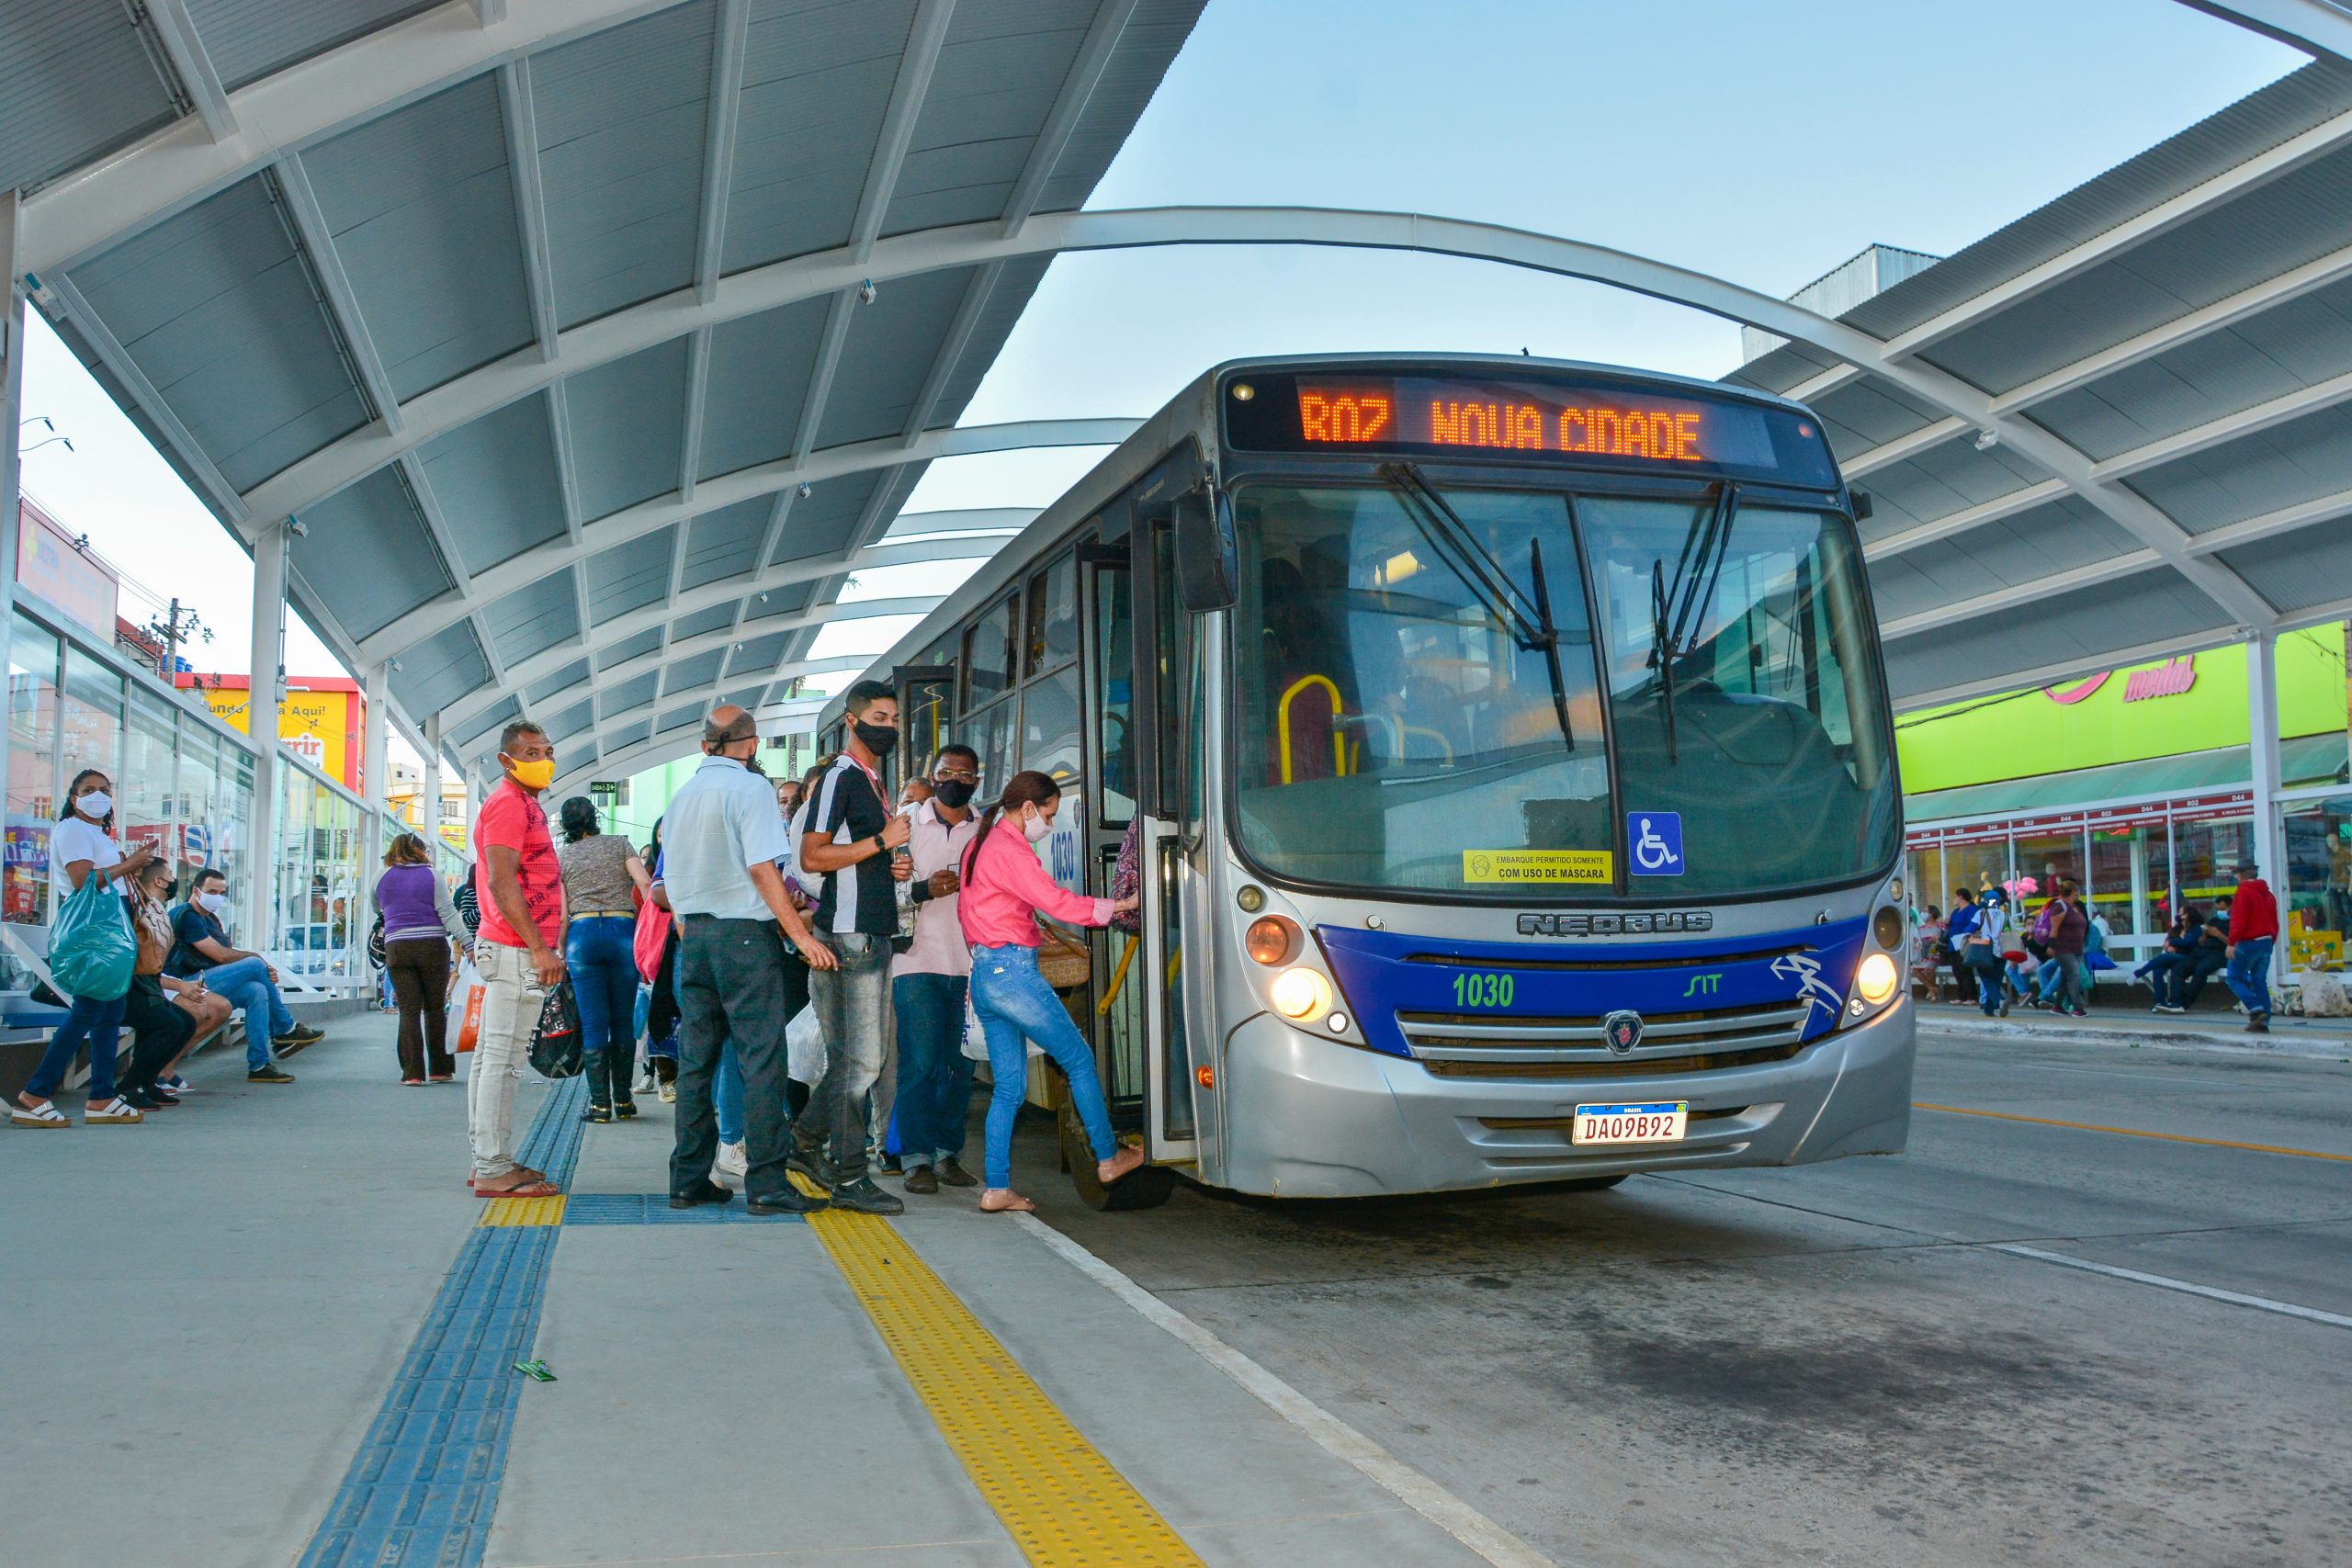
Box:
[384,937,454,1080]
[2180,949,2227,1006]
[670,916,798,1201]
[566,916,639,1108]
[122,974,194,1089]
[893,972,971,1164]
[2145,952,2190,1006]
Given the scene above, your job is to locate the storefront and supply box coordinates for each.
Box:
[1900,629,2350,970]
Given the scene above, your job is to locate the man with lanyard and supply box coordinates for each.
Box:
[662,706,838,1213]
[795,681,913,1214]
[891,745,983,1194]
[470,721,567,1199]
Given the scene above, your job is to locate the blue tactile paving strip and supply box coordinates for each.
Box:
[298,1075,587,1568]
[562,1192,808,1225]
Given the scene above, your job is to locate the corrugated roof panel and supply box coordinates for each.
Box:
[2122,399,2352,532]
[813,265,976,447]
[0,0,174,196]
[681,498,774,589]
[722,0,918,275]
[764,471,881,568]
[1879,569,2233,705]
[657,701,707,733]
[911,256,1050,425]
[288,467,451,641]
[878,0,1091,239]
[454,698,521,754]
[413,395,570,576]
[696,296,830,479]
[487,570,582,668]
[303,75,536,400]
[602,671,661,714]
[662,649,727,694]
[185,0,441,92]
[670,604,741,641]
[1867,496,2133,623]
[2025,273,2352,462]
[598,627,664,671]
[585,527,679,621]
[1849,443,2054,545]
[1032,0,1208,213]
[533,0,717,328]
[2215,525,2352,615]
[543,700,596,742]
[727,629,792,677]
[63,176,372,491]
[562,338,692,520]
[526,660,592,706]
[1921,151,2352,395]
[1847,62,2352,341]
[1808,377,1948,457]
[390,621,492,719]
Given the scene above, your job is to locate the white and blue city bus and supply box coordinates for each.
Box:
[821,354,1913,1209]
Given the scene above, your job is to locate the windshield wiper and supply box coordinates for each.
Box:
[1378,462,1575,751]
[1645,482,1741,764]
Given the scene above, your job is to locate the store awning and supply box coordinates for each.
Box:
[1905,731,2349,828]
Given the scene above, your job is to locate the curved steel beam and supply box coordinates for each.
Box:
[2177,1,2352,59]
[573,681,829,766]
[356,417,1130,664]
[17,0,694,277]
[550,718,710,798]
[233,204,2274,628]
[439,536,988,730]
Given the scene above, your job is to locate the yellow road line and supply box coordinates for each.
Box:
[800,1191,1203,1567]
[1914,1102,2352,1162]
[478,1194,568,1226]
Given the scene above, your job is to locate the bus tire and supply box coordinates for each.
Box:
[1558,1174,1628,1192]
[1062,1099,1175,1211]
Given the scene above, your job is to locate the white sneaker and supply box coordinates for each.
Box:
[714,1141,748,1184]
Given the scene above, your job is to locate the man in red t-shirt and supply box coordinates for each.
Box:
[2222,857,2280,1032]
[469,720,568,1195]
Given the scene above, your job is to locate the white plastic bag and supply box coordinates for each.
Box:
[786,1002,826,1084]
[447,955,486,1053]
[960,989,989,1063]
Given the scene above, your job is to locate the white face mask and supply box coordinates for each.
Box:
[196,891,226,913]
[77,790,112,818]
[1022,807,1052,843]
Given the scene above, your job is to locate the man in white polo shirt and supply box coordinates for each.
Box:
[661,706,837,1214]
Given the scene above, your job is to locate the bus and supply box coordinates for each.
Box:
[820,354,1912,1209]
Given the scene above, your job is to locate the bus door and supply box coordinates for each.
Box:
[1132,515,1208,1167]
[1079,538,1148,1126]
[893,665,955,781]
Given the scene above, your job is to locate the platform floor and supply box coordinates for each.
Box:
[0,1010,1514,1568]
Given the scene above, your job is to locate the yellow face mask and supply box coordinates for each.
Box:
[504,757,556,791]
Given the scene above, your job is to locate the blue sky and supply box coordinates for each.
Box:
[15,0,2306,733]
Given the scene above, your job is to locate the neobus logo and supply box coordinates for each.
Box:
[1517,911,1714,937]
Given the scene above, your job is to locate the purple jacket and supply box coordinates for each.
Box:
[376,863,464,945]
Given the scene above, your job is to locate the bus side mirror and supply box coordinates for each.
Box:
[1849,490,1874,521]
[1171,488,1238,613]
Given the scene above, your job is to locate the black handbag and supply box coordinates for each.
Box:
[528,977,583,1079]
[367,911,386,969]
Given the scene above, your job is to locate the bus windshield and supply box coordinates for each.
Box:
[1228,480,1900,900]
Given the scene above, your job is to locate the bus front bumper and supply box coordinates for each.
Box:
[1212,1000,1915,1199]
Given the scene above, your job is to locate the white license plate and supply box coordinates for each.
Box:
[1571,1100,1688,1145]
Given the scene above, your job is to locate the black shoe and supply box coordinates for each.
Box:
[670,1179,734,1210]
[746,1187,829,1215]
[582,1102,613,1123]
[934,1156,978,1188]
[248,1065,295,1084]
[878,1152,902,1174]
[274,1024,326,1047]
[786,1145,838,1191]
[120,1083,164,1110]
[2246,1012,2270,1033]
[903,1164,939,1194]
[142,1082,179,1106]
[613,1099,639,1120]
[829,1176,904,1215]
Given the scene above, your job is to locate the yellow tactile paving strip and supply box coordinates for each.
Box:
[801,1190,1205,1567]
[477,1194,568,1227]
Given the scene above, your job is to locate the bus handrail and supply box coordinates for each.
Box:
[1277,673,1348,784]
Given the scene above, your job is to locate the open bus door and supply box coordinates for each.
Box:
[893,665,955,788]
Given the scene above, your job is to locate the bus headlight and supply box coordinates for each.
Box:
[1271,967,1332,1021]
[1854,952,1898,1005]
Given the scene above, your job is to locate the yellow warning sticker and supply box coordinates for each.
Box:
[1463,849,1614,884]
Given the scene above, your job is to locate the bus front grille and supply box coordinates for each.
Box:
[1395,998,1813,1070]
[1419,1041,1808,1079]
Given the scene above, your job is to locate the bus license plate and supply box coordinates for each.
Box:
[1571,1101,1688,1145]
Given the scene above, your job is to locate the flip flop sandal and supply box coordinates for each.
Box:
[85,1097,144,1124]
[10,1100,70,1127]
[478,1179,560,1199]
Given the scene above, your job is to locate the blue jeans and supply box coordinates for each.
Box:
[715,1041,744,1145]
[2224,936,2274,1017]
[204,956,295,1067]
[894,972,973,1165]
[28,991,128,1100]
[969,943,1114,1190]
[566,916,640,1107]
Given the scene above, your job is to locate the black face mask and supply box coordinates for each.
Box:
[854,721,899,756]
[932,778,977,809]
[743,750,767,777]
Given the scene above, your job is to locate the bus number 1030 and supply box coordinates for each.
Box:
[1453,971,1514,1009]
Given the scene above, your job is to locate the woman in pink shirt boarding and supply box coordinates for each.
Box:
[958,770,1143,1212]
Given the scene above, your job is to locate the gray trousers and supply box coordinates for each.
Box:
[800,932,896,1184]
[670,916,797,1201]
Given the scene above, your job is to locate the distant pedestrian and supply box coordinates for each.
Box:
[374,832,470,1084]
[2044,880,2090,1017]
[469,722,567,1199]
[2223,858,2279,1032]
[557,796,653,1122]
[1965,888,2010,1016]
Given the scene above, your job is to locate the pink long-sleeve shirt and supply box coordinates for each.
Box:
[957,821,1113,949]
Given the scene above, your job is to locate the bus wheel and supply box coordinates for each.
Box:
[1062,1100,1176,1212]
[1558,1175,1628,1192]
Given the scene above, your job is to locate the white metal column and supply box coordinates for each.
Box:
[362,660,390,945]
[422,711,443,845]
[1,191,24,854]
[2247,629,2288,986]
[247,522,288,947]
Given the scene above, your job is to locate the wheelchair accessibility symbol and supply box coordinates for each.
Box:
[1629,812,1683,876]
